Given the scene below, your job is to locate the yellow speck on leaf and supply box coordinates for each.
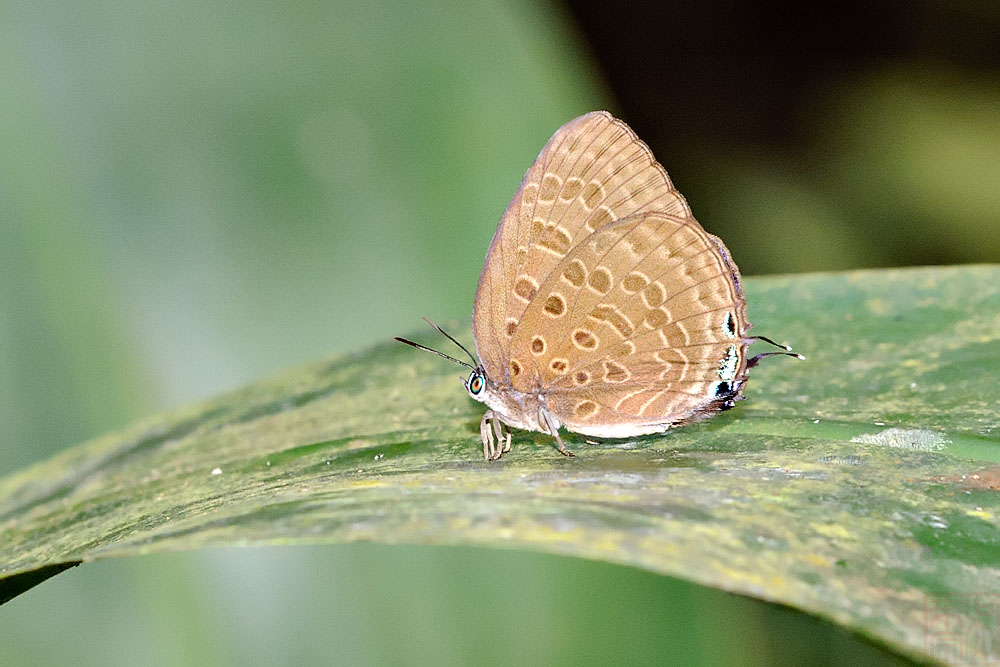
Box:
[813,523,852,540]
[804,552,831,568]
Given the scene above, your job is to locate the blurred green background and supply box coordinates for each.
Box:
[1,0,996,664]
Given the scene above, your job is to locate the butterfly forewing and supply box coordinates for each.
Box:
[473,111,690,384]
[469,116,579,382]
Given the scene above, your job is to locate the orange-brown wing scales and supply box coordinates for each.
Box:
[545,382,720,437]
[511,212,744,384]
[473,113,597,382]
[510,212,672,388]
[513,209,749,432]
[545,331,747,435]
[473,111,690,384]
[473,111,751,438]
[516,114,690,295]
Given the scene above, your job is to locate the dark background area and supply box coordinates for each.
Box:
[568,0,1000,271]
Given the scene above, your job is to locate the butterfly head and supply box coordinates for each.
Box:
[463,367,490,403]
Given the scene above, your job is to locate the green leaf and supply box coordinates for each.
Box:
[2,265,999,665]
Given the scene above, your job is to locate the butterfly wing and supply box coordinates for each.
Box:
[472,111,690,386]
[513,210,751,436]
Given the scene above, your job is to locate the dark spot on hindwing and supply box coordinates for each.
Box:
[531,336,545,355]
[543,294,566,317]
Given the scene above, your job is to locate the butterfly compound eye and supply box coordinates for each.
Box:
[468,372,485,396]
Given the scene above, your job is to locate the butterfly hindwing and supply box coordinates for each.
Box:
[505,209,750,433]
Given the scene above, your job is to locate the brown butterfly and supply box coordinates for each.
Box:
[397,111,802,460]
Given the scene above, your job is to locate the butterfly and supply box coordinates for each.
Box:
[397,111,802,460]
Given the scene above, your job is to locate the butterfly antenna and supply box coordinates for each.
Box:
[394,336,476,371]
[422,317,480,368]
[748,335,794,351]
[746,336,805,368]
[747,350,805,368]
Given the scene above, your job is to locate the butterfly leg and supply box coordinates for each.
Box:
[492,416,511,456]
[481,411,497,461]
[540,408,575,458]
[480,411,509,461]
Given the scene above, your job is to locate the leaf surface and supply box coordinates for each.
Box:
[2,265,999,665]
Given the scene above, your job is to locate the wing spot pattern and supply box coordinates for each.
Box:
[613,340,636,358]
[603,360,630,383]
[514,275,538,302]
[574,400,599,420]
[572,328,599,350]
[644,308,668,329]
[561,177,584,201]
[642,281,666,308]
[531,336,546,355]
[538,173,562,202]
[587,267,613,294]
[586,205,616,232]
[541,226,573,254]
[622,271,649,293]
[543,293,567,317]
[589,304,633,338]
[723,311,738,338]
[521,182,539,207]
[562,259,587,287]
[581,181,605,210]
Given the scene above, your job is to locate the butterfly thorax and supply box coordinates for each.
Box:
[477,376,552,434]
